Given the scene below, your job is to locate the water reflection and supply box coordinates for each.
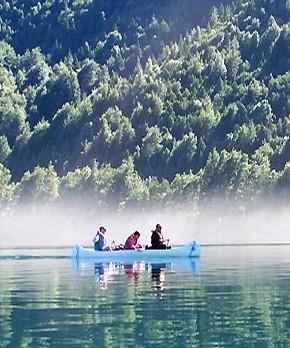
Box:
[124,263,143,282]
[72,257,200,292]
[151,263,167,298]
[3,247,290,347]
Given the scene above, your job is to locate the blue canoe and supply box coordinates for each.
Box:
[72,241,200,260]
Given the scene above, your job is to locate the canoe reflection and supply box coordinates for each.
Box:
[72,258,200,291]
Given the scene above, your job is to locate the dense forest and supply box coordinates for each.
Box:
[0,0,290,212]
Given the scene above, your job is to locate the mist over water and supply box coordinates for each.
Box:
[0,199,289,248]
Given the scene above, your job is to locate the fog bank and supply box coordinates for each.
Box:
[1,200,290,248]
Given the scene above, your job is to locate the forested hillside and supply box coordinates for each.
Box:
[0,0,290,211]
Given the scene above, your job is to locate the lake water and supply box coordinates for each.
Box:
[1,245,290,347]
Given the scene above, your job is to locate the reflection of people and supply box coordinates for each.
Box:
[93,226,115,251]
[151,263,167,297]
[124,263,141,282]
[94,262,118,290]
[94,263,105,276]
[124,231,142,250]
[94,262,108,289]
[149,224,170,249]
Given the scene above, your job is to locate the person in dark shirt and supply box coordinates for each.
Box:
[150,224,170,249]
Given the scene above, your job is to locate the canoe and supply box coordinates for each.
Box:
[72,241,200,260]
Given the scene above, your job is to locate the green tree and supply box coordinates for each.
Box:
[276,162,290,199]
[0,136,11,163]
[0,67,27,146]
[168,132,198,177]
[37,63,81,121]
[78,59,101,94]
[0,164,14,209]
[203,148,251,198]
[17,165,59,204]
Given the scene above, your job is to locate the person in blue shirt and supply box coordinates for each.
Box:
[93,226,114,251]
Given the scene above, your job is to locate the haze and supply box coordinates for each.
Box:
[1,199,289,248]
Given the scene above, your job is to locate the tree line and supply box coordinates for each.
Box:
[0,0,290,212]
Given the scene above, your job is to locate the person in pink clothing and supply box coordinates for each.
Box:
[124,231,142,250]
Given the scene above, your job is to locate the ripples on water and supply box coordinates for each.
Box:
[1,246,290,347]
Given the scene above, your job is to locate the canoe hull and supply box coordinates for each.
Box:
[72,241,200,259]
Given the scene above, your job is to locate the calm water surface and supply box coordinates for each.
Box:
[1,245,290,347]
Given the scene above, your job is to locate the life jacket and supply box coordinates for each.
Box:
[94,231,105,251]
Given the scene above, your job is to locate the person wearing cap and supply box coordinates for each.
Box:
[124,231,142,250]
[93,226,114,251]
[150,224,170,249]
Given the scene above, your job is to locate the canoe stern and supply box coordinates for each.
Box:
[189,240,200,257]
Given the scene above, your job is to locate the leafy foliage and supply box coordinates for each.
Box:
[1,0,290,210]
